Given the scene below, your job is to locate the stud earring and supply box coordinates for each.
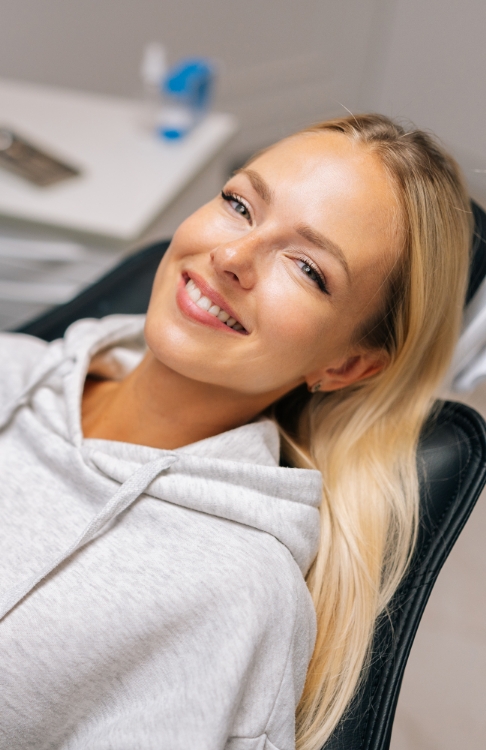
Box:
[308,380,322,394]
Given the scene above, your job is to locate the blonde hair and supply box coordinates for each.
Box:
[265,114,472,749]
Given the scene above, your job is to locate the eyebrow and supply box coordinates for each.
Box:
[236,167,350,280]
[236,168,273,204]
[296,225,350,280]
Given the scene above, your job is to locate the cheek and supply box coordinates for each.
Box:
[167,212,210,259]
[147,207,218,303]
[256,275,339,370]
[169,199,231,257]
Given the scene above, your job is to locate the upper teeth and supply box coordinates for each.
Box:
[185,278,244,331]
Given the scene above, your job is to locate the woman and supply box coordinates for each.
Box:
[0,114,471,750]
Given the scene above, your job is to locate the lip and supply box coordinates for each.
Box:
[176,271,248,335]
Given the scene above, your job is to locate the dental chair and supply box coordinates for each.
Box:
[16,203,486,750]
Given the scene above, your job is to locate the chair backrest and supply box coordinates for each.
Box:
[323,400,486,749]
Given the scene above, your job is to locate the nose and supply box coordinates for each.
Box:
[210,234,260,289]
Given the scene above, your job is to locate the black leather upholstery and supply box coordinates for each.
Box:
[16,239,170,341]
[323,401,486,749]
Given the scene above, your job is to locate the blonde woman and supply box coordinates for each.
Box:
[0,114,471,750]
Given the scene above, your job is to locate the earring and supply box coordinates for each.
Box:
[308,380,322,394]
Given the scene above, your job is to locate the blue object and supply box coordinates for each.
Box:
[158,58,215,140]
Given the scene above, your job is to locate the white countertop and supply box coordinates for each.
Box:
[0,78,237,242]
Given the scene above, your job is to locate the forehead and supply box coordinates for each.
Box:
[247,131,401,279]
[249,132,399,222]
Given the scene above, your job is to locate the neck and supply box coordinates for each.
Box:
[82,351,288,450]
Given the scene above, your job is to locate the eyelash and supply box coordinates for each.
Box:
[221,189,329,294]
[295,256,329,294]
[221,190,252,222]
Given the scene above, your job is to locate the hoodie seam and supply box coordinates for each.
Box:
[262,553,300,740]
[226,733,280,749]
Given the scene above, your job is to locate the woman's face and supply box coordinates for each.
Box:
[145,131,400,398]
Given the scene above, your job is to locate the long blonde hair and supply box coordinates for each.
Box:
[267,114,472,749]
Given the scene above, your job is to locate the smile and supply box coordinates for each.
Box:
[185,278,245,330]
[177,273,248,334]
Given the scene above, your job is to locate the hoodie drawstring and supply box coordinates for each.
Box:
[0,454,177,622]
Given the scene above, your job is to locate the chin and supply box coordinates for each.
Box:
[144,313,231,386]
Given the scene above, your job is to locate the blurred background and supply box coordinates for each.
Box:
[1,0,486,204]
[0,1,485,748]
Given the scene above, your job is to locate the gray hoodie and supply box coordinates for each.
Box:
[0,315,322,750]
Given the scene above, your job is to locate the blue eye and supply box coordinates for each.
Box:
[296,258,329,294]
[221,190,251,222]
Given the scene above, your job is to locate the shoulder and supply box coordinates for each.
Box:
[217,522,316,663]
[127,503,316,661]
[222,534,316,744]
[0,332,49,398]
[254,537,316,668]
[245,533,315,634]
[183,512,316,641]
[244,540,316,746]
[0,330,48,361]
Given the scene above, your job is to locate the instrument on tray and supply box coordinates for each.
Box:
[0,127,80,187]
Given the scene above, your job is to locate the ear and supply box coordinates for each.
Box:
[305,350,389,393]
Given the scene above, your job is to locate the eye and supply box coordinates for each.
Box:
[296,258,329,294]
[221,190,252,223]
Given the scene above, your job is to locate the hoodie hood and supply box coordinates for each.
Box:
[0,315,322,622]
[84,427,321,576]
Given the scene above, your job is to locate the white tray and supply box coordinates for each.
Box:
[0,78,236,242]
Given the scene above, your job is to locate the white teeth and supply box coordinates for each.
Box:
[196,295,211,311]
[187,285,201,303]
[186,278,244,331]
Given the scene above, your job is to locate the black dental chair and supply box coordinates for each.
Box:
[15,202,486,750]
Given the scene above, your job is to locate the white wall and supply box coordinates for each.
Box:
[0,0,380,162]
[1,0,485,197]
[361,0,486,205]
